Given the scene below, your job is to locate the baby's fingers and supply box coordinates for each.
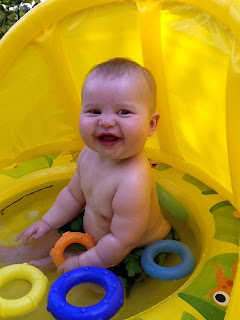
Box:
[57,256,80,274]
[15,230,30,244]
[15,231,24,242]
[57,264,64,275]
[57,260,69,275]
[33,222,52,239]
[15,226,37,244]
[33,228,49,240]
[21,229,36,244]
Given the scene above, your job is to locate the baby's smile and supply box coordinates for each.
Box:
[97,133,122,146]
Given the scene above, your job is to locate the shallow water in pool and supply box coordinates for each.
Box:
[0,180,200,319]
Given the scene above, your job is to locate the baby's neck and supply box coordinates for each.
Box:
[96,149,146,166]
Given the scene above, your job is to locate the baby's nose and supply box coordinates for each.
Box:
[99,115,116,127]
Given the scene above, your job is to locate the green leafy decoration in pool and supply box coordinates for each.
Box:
[209,201,239,245]
[181,312,198,320]
[178,253,238,320]
[71,152,80,163]
[149,160,172,171]
[210,201,233,212]
[125,259,143,277]
[155,162,172,171]
[183,174,217,195]
[69,217,83,232]
[156,183,188,220]
[0,154,60,178]
[178,294,225,320]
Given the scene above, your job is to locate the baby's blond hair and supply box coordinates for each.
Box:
[82,57,156,111]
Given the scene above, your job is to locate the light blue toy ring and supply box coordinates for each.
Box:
[47,266,124,320]
[141,240,195,281]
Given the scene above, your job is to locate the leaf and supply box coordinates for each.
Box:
[24,0,34,4]
[0,11,6,20]
[19,10,25,17]
[6,18,15,27]
[20,4,30,12]
[0,0,36,38]
[7,11,17,20]
[0,24,7,32]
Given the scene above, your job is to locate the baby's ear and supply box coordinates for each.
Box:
[148,112,159,137]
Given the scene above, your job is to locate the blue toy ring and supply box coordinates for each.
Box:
[47,266,124,320]
[141,240,195,281]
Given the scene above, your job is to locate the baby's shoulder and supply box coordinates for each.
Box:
[120,156,152,184]
[115,159,153,203]
[77,147,94,165]
[78,147,88,159]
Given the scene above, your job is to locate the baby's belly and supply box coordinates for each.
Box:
[83,211,111,243]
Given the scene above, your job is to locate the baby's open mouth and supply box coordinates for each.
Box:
[99,134,119,142]
[97,133,121,145]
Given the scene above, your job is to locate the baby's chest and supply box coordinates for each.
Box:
[80,171,118,207]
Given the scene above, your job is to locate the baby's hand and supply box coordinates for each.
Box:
[57,255,80,274]
[15,220,52,245]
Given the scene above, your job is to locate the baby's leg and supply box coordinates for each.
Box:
[0,230,60,266]
[29,256,56,273]
[29,245,86,273]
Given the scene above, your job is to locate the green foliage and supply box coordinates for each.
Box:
[0,0,41,39]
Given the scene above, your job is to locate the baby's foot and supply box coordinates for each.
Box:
[0,246,20,264]
[0,245,14,258]
[29,256,56,273]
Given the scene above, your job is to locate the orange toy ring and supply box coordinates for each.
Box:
[50,232,96,267]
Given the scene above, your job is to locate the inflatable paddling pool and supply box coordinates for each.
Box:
[0,0,240,319]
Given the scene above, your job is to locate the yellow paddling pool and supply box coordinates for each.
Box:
[0,0,240,319]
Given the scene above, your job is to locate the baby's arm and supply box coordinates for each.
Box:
[16,158,86,244]
[58,171,152,272]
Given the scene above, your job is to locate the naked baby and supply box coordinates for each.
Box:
[1,58,171,289]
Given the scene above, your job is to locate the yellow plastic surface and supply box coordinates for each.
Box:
[0,0,240,319]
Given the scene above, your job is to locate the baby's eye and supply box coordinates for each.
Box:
[88,109,101,115]
[118,109,131,115]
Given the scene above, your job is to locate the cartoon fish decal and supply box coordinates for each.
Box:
[178,254,238,320]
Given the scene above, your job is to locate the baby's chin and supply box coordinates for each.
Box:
[100,151,145,162]
[85,142,145,161]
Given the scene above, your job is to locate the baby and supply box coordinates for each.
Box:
[7,58,171,277]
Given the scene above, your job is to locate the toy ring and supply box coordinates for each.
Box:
[47,266,124,320]
[141,240,195,280]
[50,232,96,267]
[0,263,48,318]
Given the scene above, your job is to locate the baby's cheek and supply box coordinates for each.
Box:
[80,123,93,140]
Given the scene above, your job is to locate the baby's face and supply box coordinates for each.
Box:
[79,73,158,160]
